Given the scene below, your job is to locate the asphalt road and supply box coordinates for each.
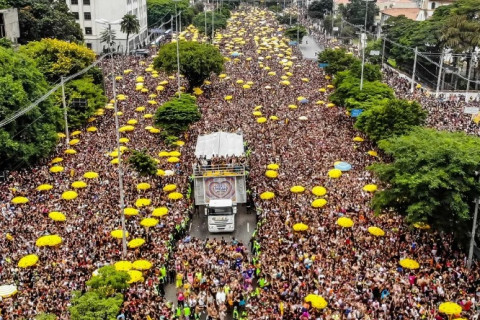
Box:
[299,35,324,60]
[164,204,257,319]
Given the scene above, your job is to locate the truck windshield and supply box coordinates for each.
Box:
[208,207,233,215]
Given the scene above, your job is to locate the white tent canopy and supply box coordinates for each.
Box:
[195,132,244,159]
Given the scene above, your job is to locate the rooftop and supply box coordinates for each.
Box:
[381,8,421,20]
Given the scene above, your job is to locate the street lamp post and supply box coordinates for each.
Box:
[359,0,374,91]
[173,0,182,95]
[96,19,127,258]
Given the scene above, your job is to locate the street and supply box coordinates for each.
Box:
[298,35,324,60]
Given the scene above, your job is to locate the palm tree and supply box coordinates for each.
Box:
[120,14,141,55]
[100,28,117,53]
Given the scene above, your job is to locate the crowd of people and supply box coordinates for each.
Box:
[1,5,480,320]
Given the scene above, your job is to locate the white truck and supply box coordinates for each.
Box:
[193,132,247,233]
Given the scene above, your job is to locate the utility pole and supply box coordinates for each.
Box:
[360,33,366,91]
[468,173,480,269]
[381,36,386,70]
[204,9,207,38]
[60,76,70,146]
[466,52,475,94]
[410,47,418,93]
[211,4,215,40]
[435,49,445,98]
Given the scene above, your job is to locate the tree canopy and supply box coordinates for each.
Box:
[192,11,228,35]
[20,39,96,84]
[338,0,379,30]
[354,99,427,141]
[329,76,394,108]
[369,128,480,238]
[317,48,357,75]
[154,94,201,135]
[5,0,83,44]
[120,14,141,55]
[307,0,333,19]
[284,25,307,43]
[147,0,194,29]
[154,40,224,88]
[128,149,158,176]
[0,47,61,171]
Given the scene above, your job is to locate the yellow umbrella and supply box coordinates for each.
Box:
[337,217,354,228]
[368,150,378,157]
[236,79,244,84]
[152,207,169,217]
[11,196,28,204]
[167,157,180,163]
[62,190,78,200]
[193,87,204,95]
[353,136,364,142]
[311,198,327,208]
[36,184,53,191]
[51,157,63,164]
[71,130,81,136]
[111,229,129,239]
[368,226,385,237]
[163,184,177,192]
[64,149,77,155]
[144,114,153,119]
[135,198,151,207]
[288,104,297,109]
[36,234,62,247]
[219,74,227,78]
[18,254,39,268]
[257,117,267,123]
[71,181,87,189]
[119,125,135,132]
[149,128,161,134]
[328,169,342,179]
[115,261,133,271]
[49,211,66,221]
[49,166,64,173]
[132,260,152,270]
[157,169,165,176]
[135,106,146,112]
[413,222,431,230]
[84,171,99,179]
[293,223,308,231]
[327,84,334,89]
[124,207,139,216]
[399,258,420,270]
[311,186,327,196]
[305,294,328,309]
[224,95,233,101]
[252,111,262,116]
[158,151,170,157]
[260,191,275,200]
[269,115,279,121]
[290,186,305,193]
[363,184,378,192]
[265,170,278,178]
[267,163,279,170]
[168,192,183,200]
[326,103,335,108]
[137,183,151,191]
[128,238,145,248]
[111,158,119,165]
[127,119,138,125]
[243,84,251,89]
[140,217,159,227]
[69,139,80,145]
[0,285,18,298]
[87,126,97,132]
[174,140,185,146]
[57,132,66,138]
[127,270,144,284]
[169,151,181,157]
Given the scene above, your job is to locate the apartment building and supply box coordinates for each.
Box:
[66,0,148,54]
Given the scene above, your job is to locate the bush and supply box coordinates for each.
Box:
[193,12,228,35]
[154,94,201,134]
[317,48,357,75]
[284,25,307,43]
[128,149,157,176]
[329,76,395,108]
[354,99,427,141]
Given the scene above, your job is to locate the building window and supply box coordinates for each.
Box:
[85,27,92,35]
[431,2,436,9]
[84,12,91,20]
[83,0,90,4]
[86,43,92,49]
[72,12,79,20]
[71,0,78,4]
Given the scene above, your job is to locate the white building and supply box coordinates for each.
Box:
[0,8,20,43]
[66,0,148,54]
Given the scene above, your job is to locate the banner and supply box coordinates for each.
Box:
[204,177,236,203]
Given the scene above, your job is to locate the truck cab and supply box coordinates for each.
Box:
[205,199,236,233]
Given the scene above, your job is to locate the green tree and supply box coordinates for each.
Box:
[0,47,61,171]
[440,0,480,53]
[284,25,307,43]
[128,149,158,176]
[20,39,96,84]
[369,128,480,238]
[338,0,379,30]
[193,2,204,14]
[154,40,224,88]
[329,76,395,108]
[154,94,201,135]
[121,14,141,55]
[0,38,12,49]
[365,39,382,65]
[334,60,382,87]
[317,48,357,75]
[147,0,194,29]
[87,266,130,296]
[277,14,297,25]
[5,0,83,44]
[193,11,228,35]
[69,291,124,320]
[100,28,117,53]
[354,99,427,141]
[56,76,107,129]
[308,0,333,19]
